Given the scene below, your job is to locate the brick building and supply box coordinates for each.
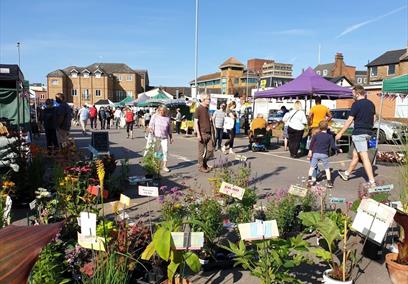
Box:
[47,63,146,107]
[314,53,359,83]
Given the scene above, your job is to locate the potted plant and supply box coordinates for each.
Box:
[141,220,201,283]
[142,145,161,180]
[299,211,357,283]
[221,235,312,284]
[385,143,408,284]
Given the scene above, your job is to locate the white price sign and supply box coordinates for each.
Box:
[138,186,159,197]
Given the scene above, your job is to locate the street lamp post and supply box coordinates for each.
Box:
[194,0,199,100]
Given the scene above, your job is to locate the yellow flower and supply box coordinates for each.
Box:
[174,203,182,209]
[59,182,65,187]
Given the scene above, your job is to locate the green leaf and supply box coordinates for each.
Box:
[167,261,179,280]
[153,227,171,260]
[141,242,155,260]
[298,211,321,227]
[184,251,201,272]
[311,248,332,261]
[316,218,340,249]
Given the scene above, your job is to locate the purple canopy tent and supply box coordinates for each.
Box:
[254,67,353,99]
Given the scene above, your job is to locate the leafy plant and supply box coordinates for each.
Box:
[141,220,201,280]
[81,253,130,284]
[299,211,357,281]
[221,235,311,284]
[142,146,161,177]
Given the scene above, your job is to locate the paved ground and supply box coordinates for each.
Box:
[18,125,406,283]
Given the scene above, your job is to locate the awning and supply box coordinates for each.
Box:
[383,74,408,94]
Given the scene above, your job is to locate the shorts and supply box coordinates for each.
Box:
[310,153,329,170]
[352,134,370,153]
[282,125,289,139]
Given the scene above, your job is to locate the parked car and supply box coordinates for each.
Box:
[330,108,408,143]
[267,110,285,124]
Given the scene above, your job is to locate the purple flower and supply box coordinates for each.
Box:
[158,195,165,203]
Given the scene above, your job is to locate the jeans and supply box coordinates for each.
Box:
[100,119,106,129]
[90,117,97,129]
[198,133,214,169]
[45,129,59,149]
[175,121,181,134]
[224,129,235,148]
[215,127,223,149]
[310,153,330,170]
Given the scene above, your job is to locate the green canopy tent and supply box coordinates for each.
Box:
[114,96,133,107]
[0,65,30,130]
[151,91,170,100]
[374,74,408,163]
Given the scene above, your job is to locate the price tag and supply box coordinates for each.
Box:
[29,199,37,210]
[171,232,204,250]
[368,184,393,194]
[288,185,308,198]
[219,182,245,200]
[329,197,346,204]
[238,220,279,241]
[79,212,97,237]
[120,194,131,206]
[138,186,159,197]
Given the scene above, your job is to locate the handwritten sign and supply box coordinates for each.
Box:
[138,186,159,197]
[368,184,393,194]
[171,232,204,250]
[29,199,37,210]
[351,198,396,244]
[77,232,105,251]
[219,182,245,200]
[120,194,131,207]
[329,197,346,204]
[238,220,279,241]
[91,131,109,152]
[288,185,308,198]
[79,212,97,237]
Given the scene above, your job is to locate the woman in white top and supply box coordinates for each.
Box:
[286,101,307,158]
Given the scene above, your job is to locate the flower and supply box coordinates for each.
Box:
[2,181,15,189]
[80,261,95,277]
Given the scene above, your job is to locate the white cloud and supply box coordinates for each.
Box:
[336,5,407,39]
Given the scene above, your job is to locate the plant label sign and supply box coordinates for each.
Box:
[351,198,396,244]
[77,232,105,252]
[238,220,279,241]
[171,232,204,250]
[120,194,131,207]
[138,186,159,197]
[79,212,97,237]
[29,199,37,210]
[329,197,346,204]
[368,184,393,194]
[235,154,247,161]
[219,182,245,200]
[288,185,308,198]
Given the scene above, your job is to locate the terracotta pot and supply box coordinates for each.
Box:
[385,252,408,284]
[322,269,353,284]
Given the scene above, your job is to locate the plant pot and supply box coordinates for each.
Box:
[322,269,353,284]
[385,252,408,284]
[362,240,383,260]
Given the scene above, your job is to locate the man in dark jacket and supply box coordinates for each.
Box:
[43,99,59,154]
[55,93,72,147]
[98,107,107,130]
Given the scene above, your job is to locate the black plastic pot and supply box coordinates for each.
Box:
[362,239,383,261]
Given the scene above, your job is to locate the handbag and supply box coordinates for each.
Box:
[223,116,234,131]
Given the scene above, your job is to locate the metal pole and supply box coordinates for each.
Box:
[246,66,249,101]
[194,0,199,100]
[17,42,21,67]
[373,93,384,165]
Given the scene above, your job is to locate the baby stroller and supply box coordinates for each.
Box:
[250,128,268,152]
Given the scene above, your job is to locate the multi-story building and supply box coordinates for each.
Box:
[190,57,292,98]
[314,53,356,83]
[355,70,368,85]
[29,83,48,104]
[47,63,146,107]
[366,47,408,84]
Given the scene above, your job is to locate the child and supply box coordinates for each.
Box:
[42,99,59,155]
[307,120,341,188]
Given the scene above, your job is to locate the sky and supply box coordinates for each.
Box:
[0,0,407,87]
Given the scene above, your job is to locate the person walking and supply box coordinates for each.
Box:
[98,107,107,130]
[174,108,182,134]
[105,106,113,129]
[78,105,89,134]
[281,111,290,151]
[194,94,214,173]
[148,105,173,172]
[335,85,376,186]
[287,101,307,158]
[89,105,97,129]
[308,97,332,131]
[307,120,341,188]
[124,107,134,139]
[43,99,59,155]
[114,107,122,129]
[212,103,226,151]
[222,101,237,154]
[55,93,72,148]
[144,110,152,134]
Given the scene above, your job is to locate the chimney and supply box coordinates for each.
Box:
[333,53,344,77]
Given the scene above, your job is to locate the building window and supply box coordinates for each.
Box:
[72,89,77,96]
[388,64,396,75]
[323,69,328,76]
[83,89,89,100]
[370,66,377,77]
[234,78,239,84]
[40,94,45,99]
[116,90,125,100]
[126,91,133,97]
[316,70,321,75]
[117,75,123,81]
[51,79,58,85]
[357,78,362,84]
[95,72,101,79]
[95,89,101,97]
[83,72,90,78]
[127,75,132,81]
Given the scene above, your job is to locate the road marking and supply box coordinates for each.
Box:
[257,152,351,165]
[170,153,191,162]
